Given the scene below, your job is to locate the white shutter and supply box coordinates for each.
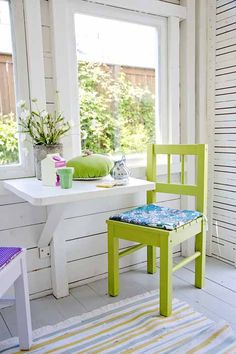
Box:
[212,0,236,266]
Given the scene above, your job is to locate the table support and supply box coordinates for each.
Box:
[38,204,66,248]
[51,226,69,298]
[38,204,69,298]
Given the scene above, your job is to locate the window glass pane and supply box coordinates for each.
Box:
[0,0,19,165]
[75,14,158,154]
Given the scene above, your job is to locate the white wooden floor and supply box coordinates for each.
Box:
[1,256,236,342]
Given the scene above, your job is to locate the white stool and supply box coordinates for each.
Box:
[0,247,32,350]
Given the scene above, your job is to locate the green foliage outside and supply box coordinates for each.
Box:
[79,61,155,154]
[0,61,155,164]
[0,113,19,165]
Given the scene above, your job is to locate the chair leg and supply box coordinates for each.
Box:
[195,223,206,289]
[147,246,156,274]
[108,225,119,297]
[160,238,173,317]
[14,256,32,350]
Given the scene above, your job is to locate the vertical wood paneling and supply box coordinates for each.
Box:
[160,0,180,3]
[211,0,236,266]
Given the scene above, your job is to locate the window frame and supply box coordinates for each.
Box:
[0,0,33,179]
[67,1,168,161]
[50,0,184,168]
[0,0,46,180]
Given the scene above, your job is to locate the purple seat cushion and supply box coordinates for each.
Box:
[0,247,22,271]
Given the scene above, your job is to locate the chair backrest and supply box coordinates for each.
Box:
[146,144,208,214]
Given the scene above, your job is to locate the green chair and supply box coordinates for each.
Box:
[107,144,208,317]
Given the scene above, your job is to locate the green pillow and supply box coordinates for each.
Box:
[67,154,114,178]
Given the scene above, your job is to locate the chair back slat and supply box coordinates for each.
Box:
[147,144,208,214]
[153,144,201,155]
[167,155,171,183]
[196,146,208,213]
[147,144,157,204]
[155,183,198,196]
[181,155,185,184]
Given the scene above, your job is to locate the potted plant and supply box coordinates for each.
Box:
[18,98,70,179]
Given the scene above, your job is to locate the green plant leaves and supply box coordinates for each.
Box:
[0,114,19,164]
[79,61,155,154]
[18,101,70,146]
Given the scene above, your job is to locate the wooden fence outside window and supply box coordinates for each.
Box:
[0,53,15,115]
[0,53,155,117]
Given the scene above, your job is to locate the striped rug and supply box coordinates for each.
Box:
[1,291,236,353]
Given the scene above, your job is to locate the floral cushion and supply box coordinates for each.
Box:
[110,204,202,231]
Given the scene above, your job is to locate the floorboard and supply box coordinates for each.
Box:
[70,284,109,311]
[52,293,87,318]
[173,272,236,330]
[0,314,10,341]
[0,256,236,341]
[175,261,236,308]
[1,295,65,337]
[184,256,236,291]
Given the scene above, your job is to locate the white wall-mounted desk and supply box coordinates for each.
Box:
[4,177,155,298]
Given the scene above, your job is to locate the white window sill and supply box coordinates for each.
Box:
[0,161,181,197]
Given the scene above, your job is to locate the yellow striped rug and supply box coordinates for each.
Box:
[1,291,236,353]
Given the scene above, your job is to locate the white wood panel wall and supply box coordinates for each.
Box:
[211,0,236,266]
[0,0,181,299]
[161,0,180,4]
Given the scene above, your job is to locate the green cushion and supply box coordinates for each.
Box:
[67,154,113,178]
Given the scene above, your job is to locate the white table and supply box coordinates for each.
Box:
[4,177,155,298]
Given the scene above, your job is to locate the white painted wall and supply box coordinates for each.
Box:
[0,0,181,299]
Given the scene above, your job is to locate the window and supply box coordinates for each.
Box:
[52,0,182,166]
[74,12,167,158]
[0,0,19,165]
[58,1,168,163]
[75,15,161,156]
[0,0,34,178]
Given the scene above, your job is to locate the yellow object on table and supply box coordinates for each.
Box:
[96,181,117,188]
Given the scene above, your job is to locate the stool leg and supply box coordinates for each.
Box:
[108,224,119,296]
[147,246,156,274]
[14,256,32,350]
[195,223,206,289]
[160,238,173,317]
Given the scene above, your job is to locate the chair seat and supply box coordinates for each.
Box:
[0,247,22,271]
[110,204,202,231]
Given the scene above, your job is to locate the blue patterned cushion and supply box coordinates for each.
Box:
[110,204,202,230]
